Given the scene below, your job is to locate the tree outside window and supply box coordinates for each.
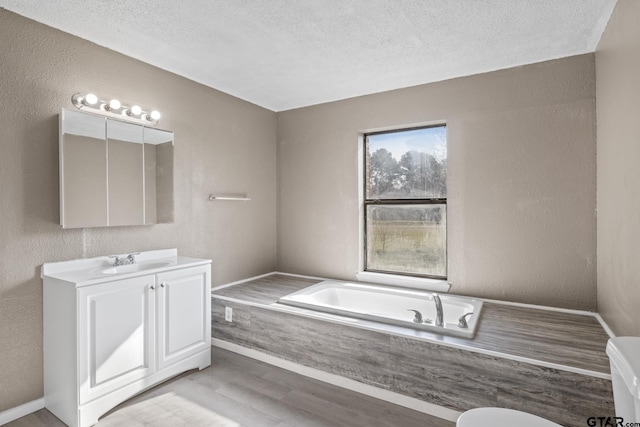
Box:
[364,125,446,278]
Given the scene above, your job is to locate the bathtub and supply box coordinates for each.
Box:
[278,280,483,338]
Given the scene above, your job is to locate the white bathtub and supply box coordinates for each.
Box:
[278,280,483,338]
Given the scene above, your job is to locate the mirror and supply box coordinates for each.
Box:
[107,118,144,226]
[60,109,174,228]
[143,127,174,224]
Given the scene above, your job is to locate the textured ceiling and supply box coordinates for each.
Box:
[0,0,617,111]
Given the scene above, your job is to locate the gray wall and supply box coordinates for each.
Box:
[1,3,618,415]
[0,9,277,411]
[277,54,597,310]
[596,0,640,336]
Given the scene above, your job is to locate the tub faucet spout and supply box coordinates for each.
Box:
[433,294,444,326]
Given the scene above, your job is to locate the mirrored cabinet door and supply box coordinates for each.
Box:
[60,109,174,228]
[143,127,174,225]
[60,109,108,228]
[107,119,145,226]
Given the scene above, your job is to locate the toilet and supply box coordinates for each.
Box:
[456,336,640,426]
[456,407,561,426]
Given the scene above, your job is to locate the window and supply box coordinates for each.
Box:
[364,125,447,279]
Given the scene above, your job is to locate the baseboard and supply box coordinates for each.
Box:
[595,313,616,338]
[0,398,45,426]
[212,338,461,423]
[211,271,275,292]
[272,271,329,281]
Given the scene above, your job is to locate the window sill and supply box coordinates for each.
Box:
[356,271,450,293]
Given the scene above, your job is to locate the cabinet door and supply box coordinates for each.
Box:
[78,275,156,404]
[156,265,211,370]
[60,109,108,228]
[107,119,144,226]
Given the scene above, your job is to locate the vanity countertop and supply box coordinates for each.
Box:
[42,248,210,287]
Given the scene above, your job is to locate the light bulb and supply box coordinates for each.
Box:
[150,110,161,120]
[109,99,121,110]
[84,93,98,105]
[130,105,142,115]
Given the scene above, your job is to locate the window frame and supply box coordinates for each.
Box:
[363,124,447,280]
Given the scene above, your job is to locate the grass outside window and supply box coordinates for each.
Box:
[364,125,447,279]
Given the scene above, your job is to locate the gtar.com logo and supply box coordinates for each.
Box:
[587,417,640,427]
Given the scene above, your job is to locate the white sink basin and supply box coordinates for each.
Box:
[41,249,211,285]
[101,261,173,275]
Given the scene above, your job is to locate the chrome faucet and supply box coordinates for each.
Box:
[433,294,444,326]
[109,253,138,266]
[458,312,474,328]
[407,309,423,323]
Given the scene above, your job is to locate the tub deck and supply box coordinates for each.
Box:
[213,274,610,375]
[212,273,614,426]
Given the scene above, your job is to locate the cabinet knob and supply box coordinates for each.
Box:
[160,282,165,288]
[150,285,155,290]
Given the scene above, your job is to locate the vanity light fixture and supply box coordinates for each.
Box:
[84,93,98,106]
[107,99,121,110]
[71,92,161,126]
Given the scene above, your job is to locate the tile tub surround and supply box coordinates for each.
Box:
[212,274,614,426]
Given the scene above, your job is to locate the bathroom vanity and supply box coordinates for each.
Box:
[42,249,211,427]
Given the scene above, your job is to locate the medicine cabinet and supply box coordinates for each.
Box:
[59,109,174,228]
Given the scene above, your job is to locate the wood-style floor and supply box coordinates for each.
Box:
[7,347,454,427]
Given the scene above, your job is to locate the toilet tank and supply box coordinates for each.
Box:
[606,337,640,422]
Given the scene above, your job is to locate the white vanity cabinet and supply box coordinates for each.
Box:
[42,249,211,427]
[78,274,157,405]
[156,267,211,370]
